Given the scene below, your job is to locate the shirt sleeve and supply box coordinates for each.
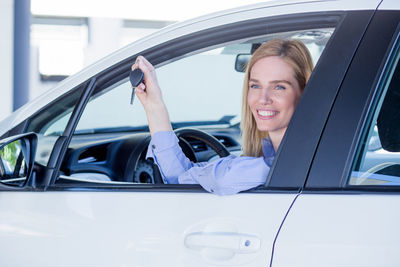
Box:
[146,131,270,195]
[178,155,269,195]
[146,131,208,184]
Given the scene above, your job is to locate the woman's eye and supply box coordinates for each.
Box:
[250,84,260,89]
[275,85,286,90]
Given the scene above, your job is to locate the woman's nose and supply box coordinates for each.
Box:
[259,87,272,105]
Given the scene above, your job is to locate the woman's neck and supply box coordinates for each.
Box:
[268,129,286,152]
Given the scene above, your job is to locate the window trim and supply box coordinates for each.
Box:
[349,34,400,187]
[305,10,400,191]
[21,11,359,191]
[269,10,376,190]
[48,11,346,191]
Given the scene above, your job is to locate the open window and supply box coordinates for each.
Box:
[57,26,334,186]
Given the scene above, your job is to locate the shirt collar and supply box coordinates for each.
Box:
[262,137,275,167]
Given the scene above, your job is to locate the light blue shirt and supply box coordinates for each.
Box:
[146,131,275,195]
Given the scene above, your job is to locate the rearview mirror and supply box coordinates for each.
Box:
[0,133,37,187]
[235,54,251,73]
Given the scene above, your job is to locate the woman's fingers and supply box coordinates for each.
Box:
[131,62,137,71]
[137,56,153,70]
[131,56,152,89]
[138,57,161,92]
[136,56,156,86]
[130,56,164,109]
[137,83,146,91]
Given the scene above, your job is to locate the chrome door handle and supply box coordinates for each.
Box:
[184,232,261,253]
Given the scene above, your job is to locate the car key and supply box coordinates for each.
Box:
[129,68,144,105]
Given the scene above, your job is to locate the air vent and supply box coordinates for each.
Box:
[188,139,208,152]
[214,136,239,147]
[185,136,239,151]
[78,144,108,163]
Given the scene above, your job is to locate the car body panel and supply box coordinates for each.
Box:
[0,191,296,266]
[380,0,400,10]
[272,194,400,267]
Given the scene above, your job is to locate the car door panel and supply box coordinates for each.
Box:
[0,192,297,266]
[272,194,400,267]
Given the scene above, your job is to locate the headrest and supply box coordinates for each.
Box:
[377,65,400,152]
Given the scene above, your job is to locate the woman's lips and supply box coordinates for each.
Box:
[257,109,279,119]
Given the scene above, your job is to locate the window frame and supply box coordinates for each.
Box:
[268,10,377,190]
[305,10,400,192]
[50,11,360,191]
[5,10,368,191]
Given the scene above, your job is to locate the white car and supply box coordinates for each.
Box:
[1,0,400,266]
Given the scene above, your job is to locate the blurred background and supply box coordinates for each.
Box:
[1,0,262,121]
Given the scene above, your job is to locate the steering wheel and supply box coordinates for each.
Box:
[174,128,230,160]
[355,161,400,185]
[124,128,230,184]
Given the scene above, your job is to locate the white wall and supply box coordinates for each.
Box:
[29,17,165,101]
[84,18,123,66]
[0,0,14,121]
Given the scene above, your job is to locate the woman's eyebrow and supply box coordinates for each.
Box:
[270,80,293,86]
[249,79,293,86]
[248,78,259,83]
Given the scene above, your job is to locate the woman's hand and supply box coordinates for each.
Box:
[131,56,164,111]
[131,56,172,134]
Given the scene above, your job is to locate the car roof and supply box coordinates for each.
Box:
[0,0,381,135]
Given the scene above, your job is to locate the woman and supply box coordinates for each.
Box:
[132,39,314,195]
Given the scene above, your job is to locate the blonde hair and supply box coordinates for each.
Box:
[241,39,314,157]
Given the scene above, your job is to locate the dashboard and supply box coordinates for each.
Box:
[59,126,241,184]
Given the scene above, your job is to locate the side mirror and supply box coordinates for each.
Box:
[235,54,251,73]
[0,133,37,187]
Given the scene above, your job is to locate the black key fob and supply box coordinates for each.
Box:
[129,68,144,105]
[130,68,144,87]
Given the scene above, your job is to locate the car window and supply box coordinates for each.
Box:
[75,45,247,131]
[25,87,84,165]
[76,30,332,132]
[349,47,400,186]
[61,28,334,184]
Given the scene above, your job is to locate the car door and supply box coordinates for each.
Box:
[0,2,378,267]
[272,2,400,267]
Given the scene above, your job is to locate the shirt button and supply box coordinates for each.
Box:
[152,144,156,149]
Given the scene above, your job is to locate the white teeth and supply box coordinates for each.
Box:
[258,110,276,116]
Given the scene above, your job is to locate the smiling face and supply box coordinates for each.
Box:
[247,56,302,142]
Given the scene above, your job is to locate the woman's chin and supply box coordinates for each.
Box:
[256,125,270,132]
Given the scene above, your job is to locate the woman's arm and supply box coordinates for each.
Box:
[147,132,270,194]
[133,57,202,183]
[133,56,172,135]
[146,131,209,183]
[178,155,270,195]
